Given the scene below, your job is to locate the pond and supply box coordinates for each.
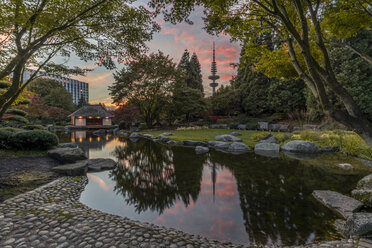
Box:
[57,130,370,246]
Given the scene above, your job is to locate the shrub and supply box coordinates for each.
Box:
[0,130,12,148]
[119,120,128,130]
[0,127,21,133]
[5,108,28,117]
[139,123,147,130]
[3,115,29,124]
[23,124,45,130]
[9,130,58,150]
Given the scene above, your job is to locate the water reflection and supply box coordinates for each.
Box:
[57,131,369,245]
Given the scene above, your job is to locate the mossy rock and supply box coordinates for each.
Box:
[352,189,372,207]
[356,174,372,189]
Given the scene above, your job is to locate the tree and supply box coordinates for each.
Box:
[44,88,75,112]
[188,53,204,92]
[0,0,159,118]
[109,51,177,127]
[171,85,207,123]
[77,94,87,109]
[209,86,242,116]
[150,0,372,146]
[27,78,63,98]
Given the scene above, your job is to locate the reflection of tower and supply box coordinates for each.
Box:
[208,42,220,95]
[212,162,216,202]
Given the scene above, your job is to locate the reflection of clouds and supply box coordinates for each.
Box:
[87,174,115,191]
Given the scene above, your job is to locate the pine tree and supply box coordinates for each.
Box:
[189,53,204,93]
[177,49,190,73]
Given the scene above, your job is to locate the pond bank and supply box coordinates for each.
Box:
[0,176,362,248]
[0,155,60,202]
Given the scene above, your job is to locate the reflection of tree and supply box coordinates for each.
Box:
[209,151,363,246]
[110,140,204,214]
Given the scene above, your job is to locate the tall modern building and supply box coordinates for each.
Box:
[23,69,89,105]
[208,42,220,95]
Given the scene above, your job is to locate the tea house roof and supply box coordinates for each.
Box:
[68,105,113,118]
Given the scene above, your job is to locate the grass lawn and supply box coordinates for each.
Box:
[140,128,372,160]
[0,149,47,158]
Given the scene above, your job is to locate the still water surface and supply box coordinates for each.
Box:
[57,131,369,246]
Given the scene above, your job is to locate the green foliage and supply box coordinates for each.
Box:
[109,51,177,127]
[0,129,12,148]
[177,50,204,92]
[44,87,75,112]
[0,127,21,133]
[209,86,242,116]
[28,79,64,98]
[171,86,207,122]
[9,130,59,150]
[5,108,27,117]
[119,121,128,130]
[3,115,29,124]
[23,125,45,130]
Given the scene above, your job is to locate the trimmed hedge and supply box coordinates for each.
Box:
[0,130,12,148]
[9,130,58,150]
[3,115,29,124]
[23,124,45,130]
[6,109,28,117]
[0,127,21,133]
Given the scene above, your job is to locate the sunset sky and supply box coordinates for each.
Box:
[67,4,242,106]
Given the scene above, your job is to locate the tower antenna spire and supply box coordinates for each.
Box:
[208,42,219,95]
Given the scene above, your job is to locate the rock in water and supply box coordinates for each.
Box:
[167,140,184,146]
[208,141,231,151]
[48,148,87,163]
[227,142,250,154]
[87,158,116,171]
[259,134,279,144]
[339,163,354,169]
[129,132,141,139]
[93,129,106,136]
[345,213,372,237]
[281,140,320,153]
[215,135,242,142]
[312,190,363,219]
[52,160,88,176]
[195,146,209,154]
[184,140,207,147]
[254,143,280,152]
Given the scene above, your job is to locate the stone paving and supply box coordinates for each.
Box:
[0,176,361,248]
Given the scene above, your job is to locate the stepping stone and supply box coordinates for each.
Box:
[195,146,209,154]
[52,160,88,176]
[227,142,250,154]
[312,190,363,219]
[254,143,280,158]
[87,158,116,172]
[281,140,320,153]
[184,140,207,147]
[48,147,87,163]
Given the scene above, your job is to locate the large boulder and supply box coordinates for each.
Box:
[167,140,184,146]
[344,213,372,237]
[208,141,231,151]
[87,158,116,172]
[258,122,269,131]
[227,142,251,154]
[352,174,372,207]
[281,140,320,153]
[52,160,88,176]
[184,140,207,147]
[312,190,363,219]
[117,131,129,137]
[48,147,87,163]
[215,134,242,142]
[57,143,78,148]
[259,134,279,144]
[142,134,154,140]
[129,132,141,139]
[195,146,209,154]
[237,124,247,130]
[254,143,280,153]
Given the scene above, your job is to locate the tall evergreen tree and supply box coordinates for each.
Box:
[189,53,204,93]
[177,50,190,73]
